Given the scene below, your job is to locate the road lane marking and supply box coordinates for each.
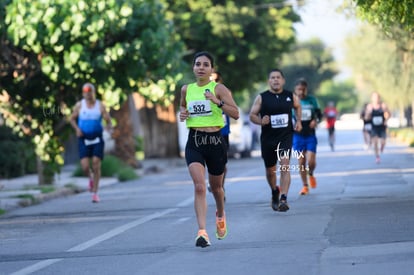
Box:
[10,207,181,274]
[10,259,63,275]
[176,197,193,207]
[172,217,191,225]
[67,208,178,252]
[0,215,144,225]
[316,167,414,177]
[7,160,391,275]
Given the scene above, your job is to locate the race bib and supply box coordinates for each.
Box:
[301,109,312,121]
[364,123,372,131]
[372,116,383,126]
[84,137,100,146]
[271,114,289,128]
[188,100,212,117]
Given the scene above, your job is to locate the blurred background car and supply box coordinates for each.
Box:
[228,112,253,158]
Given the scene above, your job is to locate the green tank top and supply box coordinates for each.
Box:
[185,81,224,128]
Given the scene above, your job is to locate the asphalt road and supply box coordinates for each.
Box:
[0,129,413,275]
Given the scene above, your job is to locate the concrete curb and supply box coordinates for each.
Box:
[0,186,84,211]
[0,157,187,214]
[0,178,118,213]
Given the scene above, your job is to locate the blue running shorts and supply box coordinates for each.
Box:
[78,136,104,159]
[293,134,317,153]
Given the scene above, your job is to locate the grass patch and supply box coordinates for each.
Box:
[389,128,414,146]
[101,155,125,177]
[0,208,6,215]
[38,186,55,194]
[72,155,139,182]
[15,194,36,202]
[64,183,82,192]
[16,194,40,207]
[23,186,55,194]
[117,167,139,182]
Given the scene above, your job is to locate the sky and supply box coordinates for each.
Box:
[293,0,359,79]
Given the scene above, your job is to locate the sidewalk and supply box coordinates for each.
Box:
[0,157,186,213]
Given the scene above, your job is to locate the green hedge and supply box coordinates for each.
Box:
[72,155,138,182]
[0,126,36,178]
[389,128,414,147]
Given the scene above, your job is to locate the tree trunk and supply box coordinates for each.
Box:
[399,104,405,128]
[111,96,139,168]
[412,99,414,128]
[36,156,54,185]
[132,93,179,158]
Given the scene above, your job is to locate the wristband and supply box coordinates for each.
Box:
[217,100,224,108]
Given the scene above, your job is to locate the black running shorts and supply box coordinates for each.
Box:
[185,129,227,175]
[371,127,387,139]
[261,132,293,168]
[78,136,104,160]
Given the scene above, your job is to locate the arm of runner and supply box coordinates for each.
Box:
[249,94,268,125]
[212,83,239,120]
[383,103,391,120]
[179,85,189,122]
[293,93,302,132]
[311,98,322,128]
[69,102,83,137]
[382,103,391,125]
[364,104,373,121]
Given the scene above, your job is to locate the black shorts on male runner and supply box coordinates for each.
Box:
[261,132,293,168]
[185,129,227,175]
[370,127,387,139]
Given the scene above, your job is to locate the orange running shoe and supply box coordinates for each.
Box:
[300,186,309,195]
[195,229,211,248]
[309,175,317,189]
[216,211,228,240]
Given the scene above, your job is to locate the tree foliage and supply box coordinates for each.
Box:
[0,0,307,180]
[280,38,338,93]
[349,0,414,122]
[317,80,358,114]
[164,0,301,93]
[5,0,185,106]
[345,24,414,110]
[279,38,357,113]
[0,0,185,182]
[353,0,414,35]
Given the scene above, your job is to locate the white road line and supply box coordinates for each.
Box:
[10,259,63,275]
[176,197,193,207]
[10,171,257,274]
[172,217,191,225]
[10,207,182,274]
[67,208,178,252]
